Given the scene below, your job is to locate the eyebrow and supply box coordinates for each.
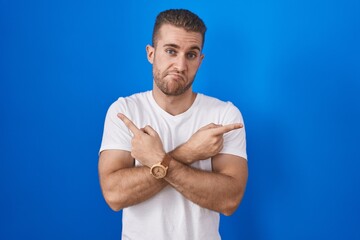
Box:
[163,43,201,52]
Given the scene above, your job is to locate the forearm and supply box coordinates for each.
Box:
[168,144,192,164]
[102,166,166,211]
[109,114,247,214]
[164,160,245,216]
[101,147,196,211]
[100,133,237,212]
[169,143,204,164]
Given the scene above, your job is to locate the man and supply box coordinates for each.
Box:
[98,9,248,240]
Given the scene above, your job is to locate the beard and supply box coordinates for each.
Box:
[153,69,195,96]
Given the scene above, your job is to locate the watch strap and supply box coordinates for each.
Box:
[161,154,172,168]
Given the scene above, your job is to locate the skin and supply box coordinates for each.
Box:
[98,24,248,216]
[146,24,204,115]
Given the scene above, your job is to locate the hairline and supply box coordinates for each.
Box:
[152,23,205,49]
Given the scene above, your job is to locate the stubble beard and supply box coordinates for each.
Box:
[154,70,195,96]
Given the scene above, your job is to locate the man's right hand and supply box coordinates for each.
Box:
[117,113,166,168]
[172,123,243,164]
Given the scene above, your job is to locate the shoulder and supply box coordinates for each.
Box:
[114,91,150,106]
[108,91,150,112]
[197,93,241,114]
[196,93,244,125]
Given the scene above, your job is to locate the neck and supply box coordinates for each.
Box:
[152,85,197,116]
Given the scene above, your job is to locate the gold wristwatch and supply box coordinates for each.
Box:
[150,154,172,179]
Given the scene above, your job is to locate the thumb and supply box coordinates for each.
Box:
[142,125,159,137]
[199,123,222,131]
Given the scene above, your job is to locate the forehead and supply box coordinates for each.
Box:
[156,24,203,51]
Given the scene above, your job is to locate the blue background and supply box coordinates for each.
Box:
[1,0,359,239]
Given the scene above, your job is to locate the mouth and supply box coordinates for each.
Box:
[166,72,184,82]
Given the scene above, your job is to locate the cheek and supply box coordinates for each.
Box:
[153,63,164,79]
[153,58,169,73]
[189,62,201,73]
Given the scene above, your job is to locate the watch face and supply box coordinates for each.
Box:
[151,165,166,179]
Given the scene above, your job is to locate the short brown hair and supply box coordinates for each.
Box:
[152,9,207,47]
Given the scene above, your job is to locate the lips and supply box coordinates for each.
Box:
[166,72,184,81]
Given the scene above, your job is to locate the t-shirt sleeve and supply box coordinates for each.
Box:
[99,98,132,153]
[219,102,247,160]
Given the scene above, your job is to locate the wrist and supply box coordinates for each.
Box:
[150,154,172,179]
[170,144,193,165]
[146,151,166,168]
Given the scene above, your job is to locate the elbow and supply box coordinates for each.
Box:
[221,193,244,216]
[103,190,124,212]
[107,202,122,212]
[100,177,127,212]
[221,203,239,216]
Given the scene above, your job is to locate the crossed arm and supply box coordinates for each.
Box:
[98,114,248,216]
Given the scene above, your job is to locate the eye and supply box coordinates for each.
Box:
[165,49,176,55]
[187,52,197,59]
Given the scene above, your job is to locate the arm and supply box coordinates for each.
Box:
[164,120,248,215]
[164,154,248,216]
[99,115,236,211]
[98,124,228,211]
[115,114,247,215]
[99,150,248,215]
[98,150,167,211]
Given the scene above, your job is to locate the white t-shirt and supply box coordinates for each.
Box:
[100,91,247,240]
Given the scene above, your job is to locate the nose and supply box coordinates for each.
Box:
[174,55,187,72]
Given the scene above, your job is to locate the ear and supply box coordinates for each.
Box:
[199,53,205,66]
[146,44,155,64]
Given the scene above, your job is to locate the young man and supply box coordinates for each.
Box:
[99,9,248,240]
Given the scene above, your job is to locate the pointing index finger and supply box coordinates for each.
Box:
[117,113,141,135]
[212,123,243,135]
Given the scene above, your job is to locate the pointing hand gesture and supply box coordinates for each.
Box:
[117,113,166,167]
[183,122,243,162]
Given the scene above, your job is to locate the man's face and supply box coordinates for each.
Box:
[146,24,204,96]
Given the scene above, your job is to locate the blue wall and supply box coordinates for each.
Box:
[1,0,359,239]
